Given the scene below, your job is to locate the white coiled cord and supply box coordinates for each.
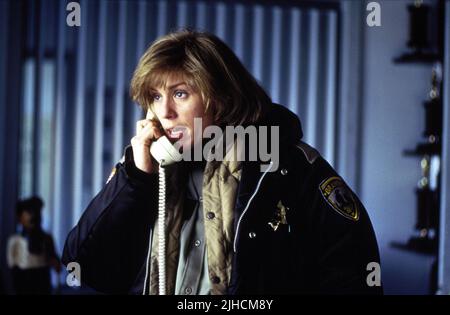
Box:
[157,161,166,295]
[143,135,182,295]
[142,161,167,295]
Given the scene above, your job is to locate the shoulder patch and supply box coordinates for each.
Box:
[319,176,359,221]
[295,142,319,164]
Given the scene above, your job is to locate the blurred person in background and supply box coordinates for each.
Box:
[7,196,61,294]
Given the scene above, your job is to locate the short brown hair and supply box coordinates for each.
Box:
[130,29,271,126]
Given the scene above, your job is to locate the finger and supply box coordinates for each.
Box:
[143,123,164,140]
[137,123,164,146]
[136,119,148,135]
[152,124,164,139]
[135,118,159,135]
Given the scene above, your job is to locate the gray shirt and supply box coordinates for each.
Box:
[175,164,211,295]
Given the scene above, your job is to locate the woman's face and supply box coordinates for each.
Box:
[19,210,39,230]
[149,73,213,153]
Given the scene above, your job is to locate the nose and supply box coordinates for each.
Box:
[157,97,177,120]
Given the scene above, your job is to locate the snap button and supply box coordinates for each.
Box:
[199,196,203,202]
[194,240,201,247]
[281,168,288,175]
[249,232,257,239]
[206,212,215,220]
[184,287,192,294]
[212,276,221,284]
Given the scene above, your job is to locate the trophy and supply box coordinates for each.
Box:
[394,64,442,254]
[391,0,445,294]
[394,0,441,64]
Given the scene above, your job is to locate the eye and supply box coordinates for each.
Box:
[153,93,162,101]
[174,90,188,99]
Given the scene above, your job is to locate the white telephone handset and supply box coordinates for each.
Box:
[146,109,182,167]
[149,135,182,167]
[143,113,182,296]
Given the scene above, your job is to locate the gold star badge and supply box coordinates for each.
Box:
[268,200,289,231]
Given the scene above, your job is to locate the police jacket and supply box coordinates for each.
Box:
[62,104,383,295]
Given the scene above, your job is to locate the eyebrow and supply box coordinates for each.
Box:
[151,82,188,93]
[167,82,187,90]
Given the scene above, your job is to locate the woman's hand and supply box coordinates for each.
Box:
[131,112,164,174]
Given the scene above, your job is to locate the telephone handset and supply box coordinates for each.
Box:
[149,135,182,166]
[147,111,182,167]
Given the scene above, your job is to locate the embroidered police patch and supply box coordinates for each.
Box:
[319,177,359,221]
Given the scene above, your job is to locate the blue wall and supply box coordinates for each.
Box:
[360,0,439,294]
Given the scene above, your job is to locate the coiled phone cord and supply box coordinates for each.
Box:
[143,134,182,295]
[157,161,167,295]
[142,161,167,295]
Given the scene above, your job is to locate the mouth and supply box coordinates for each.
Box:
[166,126,187,140]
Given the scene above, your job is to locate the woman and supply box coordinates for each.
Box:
[62,30,382,295]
